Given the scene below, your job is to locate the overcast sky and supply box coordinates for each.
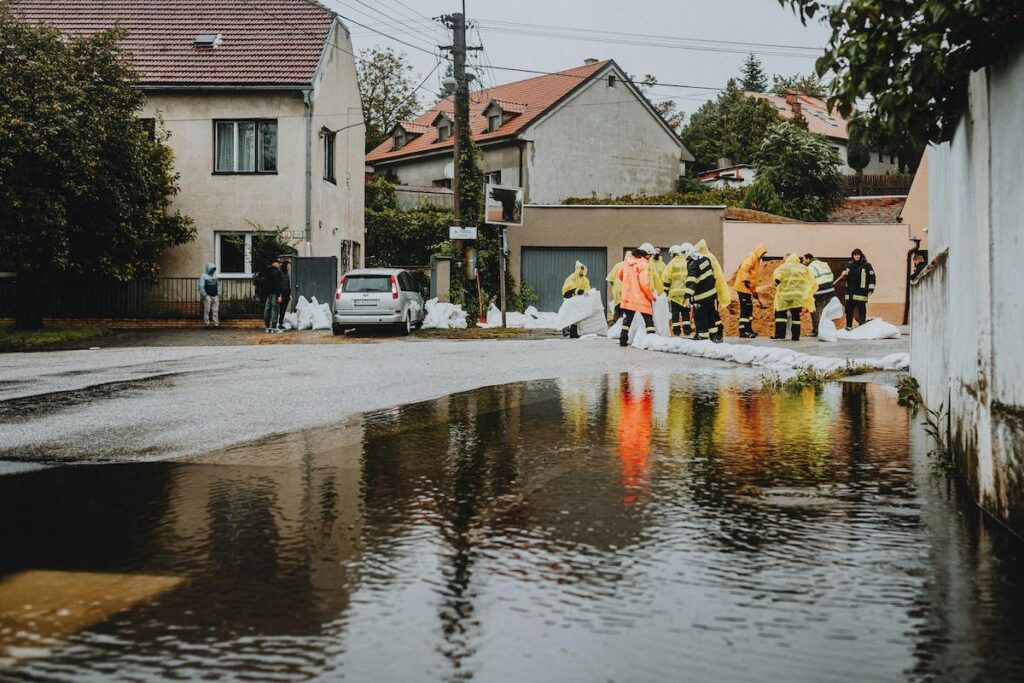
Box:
[334,0,833,115]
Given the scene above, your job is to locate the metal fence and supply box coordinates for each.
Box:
[0,276,262,319]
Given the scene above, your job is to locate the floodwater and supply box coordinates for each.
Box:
[1,373,1022,682]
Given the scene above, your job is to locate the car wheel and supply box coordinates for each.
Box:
[402,314,413,336]
[332,323,344,336]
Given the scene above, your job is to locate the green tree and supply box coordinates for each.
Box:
[777,0,1024,143]
[357,47,422,152]
[742,122,845,220]
[845,122,871,195]
[739,54,768,92]
[0,11,193,329]
[679,79,782,171]
[771,72,828,98]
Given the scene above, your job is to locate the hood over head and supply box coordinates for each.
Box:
[754,243,767,259]
[785,253,801,264]
[205,263,216,275]
[574,260,587,276]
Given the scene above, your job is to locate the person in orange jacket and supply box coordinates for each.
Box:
[733,242,767,338]
[617,243,657,347]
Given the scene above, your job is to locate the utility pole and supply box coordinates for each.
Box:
[440,6,482,285]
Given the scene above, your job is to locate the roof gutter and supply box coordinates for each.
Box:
[138,84,313,91]
[304,88,313,256]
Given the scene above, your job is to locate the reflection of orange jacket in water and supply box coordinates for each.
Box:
[618,385,653,505]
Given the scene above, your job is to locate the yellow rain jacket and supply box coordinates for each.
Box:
[772,253,818,311]
[733,243,767,294]
[662,254,690,306]
[649,256,667,293]
[606,261,624,307]
[694,239,731,307]
[562,260,590,296]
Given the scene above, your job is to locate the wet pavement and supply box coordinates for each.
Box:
[1,372,1022,682]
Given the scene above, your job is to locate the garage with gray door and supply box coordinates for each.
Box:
[521,247,607,313]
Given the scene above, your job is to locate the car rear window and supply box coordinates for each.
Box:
[343,275,391,293]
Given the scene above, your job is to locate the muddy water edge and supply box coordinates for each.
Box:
[1,372,1022,682]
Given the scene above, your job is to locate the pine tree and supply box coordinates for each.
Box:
[739,53,768,92]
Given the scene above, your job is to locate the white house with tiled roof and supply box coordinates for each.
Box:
[745,90,900,175]
[366,60,694,204]
[11,0,364,279]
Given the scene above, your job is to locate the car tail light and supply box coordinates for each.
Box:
[336,275,345,300]
[391,275,399,300]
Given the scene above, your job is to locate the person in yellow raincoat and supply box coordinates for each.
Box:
[662,243,693,336]
[685,239,730,341]
[606,260,624,322]
[733,242,767,338]
[649,247,667,293]
[771,253,817,341]
[561,260,590,338]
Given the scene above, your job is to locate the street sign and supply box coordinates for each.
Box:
[449,225,477,240]
[485,184,524,226]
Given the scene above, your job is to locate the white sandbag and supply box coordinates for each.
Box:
[422,298,468,329]
[283,312,299,330]
[837,317,901,340]
[294,295,313,330]
[311,302,332,330]
[607,317,623,339]
[817,296,843,343]
[555,289,604,329]
[652,294,671,337]
[576,308,608,336]
[524,306,540,318]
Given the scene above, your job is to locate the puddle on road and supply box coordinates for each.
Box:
[0,373,1022,681]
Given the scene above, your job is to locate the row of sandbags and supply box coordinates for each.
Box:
[282,296,332,331]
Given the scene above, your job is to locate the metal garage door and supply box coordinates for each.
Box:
[521,247,608,313]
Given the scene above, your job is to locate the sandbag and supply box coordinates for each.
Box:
[817,296,843,343]
[576,308,608,336]
[556,289,604,329]
[311,302,332,330]
[294,295,313,330]
[652,293,671,337]
[837,317,901,340]
[422,298,468,329]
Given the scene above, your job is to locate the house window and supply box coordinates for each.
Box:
[432,178,452,189]
[393,130,406,150]
[341,239,362,273]
[484,170,501,186]
[436,122,451,142]
[890,155,896,164]
[608,75,617,87]
[139,118,156,141]
[323,130,336,183]
[215,120,277,173]
[215,232,253,277]
[878,152,884,162]
[487,113,501,132]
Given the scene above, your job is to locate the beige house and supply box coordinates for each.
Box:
[12,0,365,280]
[366,60,694,204]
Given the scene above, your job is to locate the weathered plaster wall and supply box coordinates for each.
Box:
[525,75,683,203]
[912,47,1024,537]
[380,145,523,196]
[723,221,911,323]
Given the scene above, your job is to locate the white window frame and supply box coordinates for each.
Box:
[214,120,277,174]
[214,231,254,278]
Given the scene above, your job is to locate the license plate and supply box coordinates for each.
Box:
[355,299,378,307]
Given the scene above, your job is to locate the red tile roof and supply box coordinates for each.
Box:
[745,91,850,141]
[9,0,334,87]
[829,196,907,224]
[366,61,611,164]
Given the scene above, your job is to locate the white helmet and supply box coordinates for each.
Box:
[638,242,656,255]
[668,244,683,255]
[679,242,695,257]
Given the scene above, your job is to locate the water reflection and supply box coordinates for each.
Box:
[0,374,1021,682]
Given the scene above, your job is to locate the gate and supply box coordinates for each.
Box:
[289,256,338,307]
[521,247,607,313]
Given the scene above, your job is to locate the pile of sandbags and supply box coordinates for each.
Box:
[482,304,560,330]
[422,298,468,329]
[837,317,901,340]
[555,289,608,336]
[289,296,332,331]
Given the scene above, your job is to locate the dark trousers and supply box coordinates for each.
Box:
[669,301,692,336]
[774,307,802,340]
[263,295,280,328]
[694,300,720,339]
[810,295,829,335]
[737,292,754,334]
[563,290,579,338]
[845,299,867,328]
[619,309,655,346]
[278,293,291,328]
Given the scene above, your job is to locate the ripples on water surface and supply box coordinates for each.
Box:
[1,372,1022,682]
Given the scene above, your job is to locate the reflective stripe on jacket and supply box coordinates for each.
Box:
[844,260,876,301]
[662,255,689,306]
[685,255,717,303]
[808,260,835,297]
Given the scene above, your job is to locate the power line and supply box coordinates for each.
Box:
[483,64,723,92]
[332,0,440,48]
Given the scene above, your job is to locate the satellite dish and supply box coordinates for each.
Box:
[444,162,455,179]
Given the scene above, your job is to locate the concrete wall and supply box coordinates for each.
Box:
[723,221,912,322]
[142,20,363,277]
[526,73,683,203]
[912,46,1024,537]
[900,149,929,249]
[509,205,725,286]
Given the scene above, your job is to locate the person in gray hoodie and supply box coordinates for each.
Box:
[198,263,220,328]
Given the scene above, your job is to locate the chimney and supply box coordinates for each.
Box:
[717,157,732,170]
[785,88,802,117]
[583,58,599,65]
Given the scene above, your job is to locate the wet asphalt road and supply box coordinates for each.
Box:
[0,339,730,463]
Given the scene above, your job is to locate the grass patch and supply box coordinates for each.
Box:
[923,402,956,475]
[0,324,108,352]
[896,375,922,408]
[413,327,552,340]
[760,363,879,392]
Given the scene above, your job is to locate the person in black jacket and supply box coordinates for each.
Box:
[277,261,291,330]
[835,248,875,330]
[262,258,287,333]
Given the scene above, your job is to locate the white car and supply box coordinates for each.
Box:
[332,268,425,335]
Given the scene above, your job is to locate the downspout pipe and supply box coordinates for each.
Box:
[303,88,313,256]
